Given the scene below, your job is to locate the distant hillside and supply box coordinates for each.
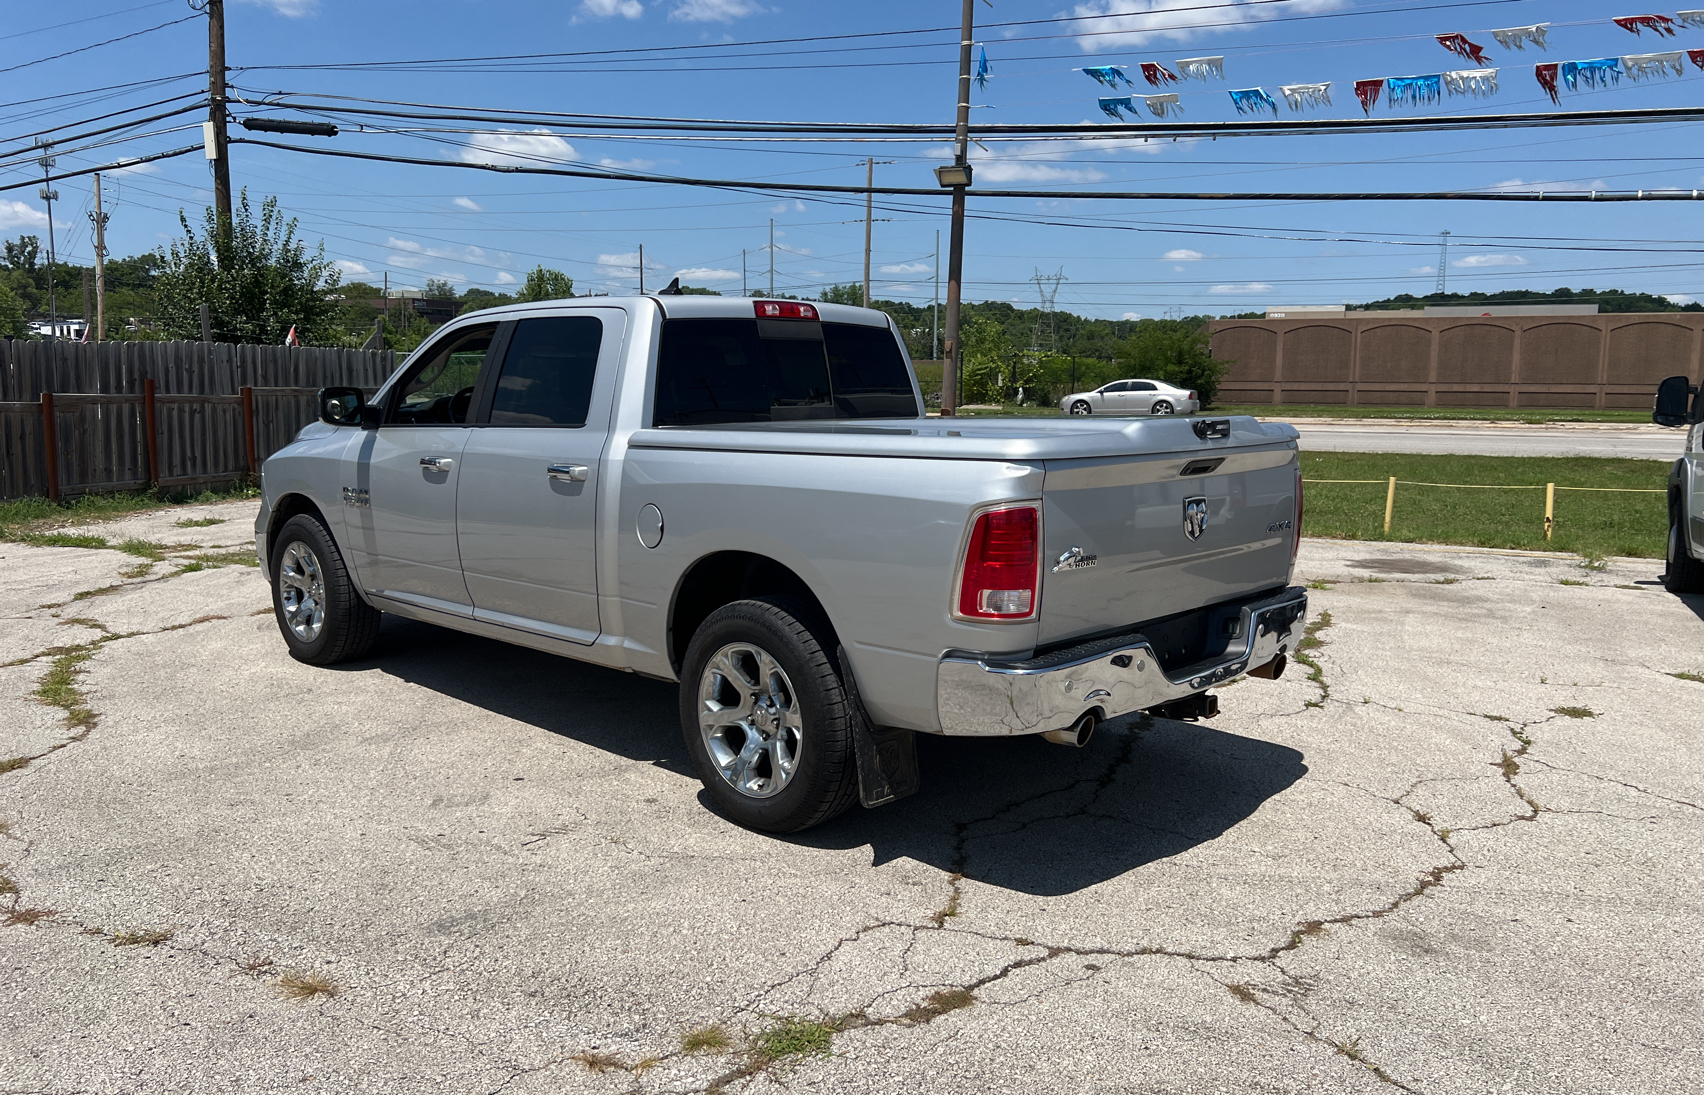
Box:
[1352,288,1700,313]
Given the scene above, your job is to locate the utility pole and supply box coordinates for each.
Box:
[768,219,774,296]
[638,243,644,294]
[863,157,874,308]
[89,173,109,342]
[206,0,232,236]
[36,142,59,339]
[935,0,977,415]
[742,249,747,297]
[932,229,940,361]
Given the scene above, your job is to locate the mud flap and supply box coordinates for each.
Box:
[838,645,920,808]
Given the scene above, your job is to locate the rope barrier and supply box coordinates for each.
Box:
[1301,476,1665,539]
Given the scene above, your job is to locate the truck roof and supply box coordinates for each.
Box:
[454,294,893,328]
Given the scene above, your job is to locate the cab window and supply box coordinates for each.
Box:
[487,316,604,427]
[390,324,496,425]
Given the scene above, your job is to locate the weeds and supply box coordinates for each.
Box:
[1295,610,1334,708]
[1551,706,1597,719]
[118,561,154,579]
[111,928,174,947]
[749,1016,836,1065]
[681,1025,731,1054]
[901,988,975,1024]
[569,1052,628,1073]
[34,645,98,731]
[173,516,227,528]
[0,487,259,543]
[0,874,16,896]
[0,757,29,774]
[117,539,173,561]
[1225,983,1261,1005]
[3,906,56,927]
[237,956,275,975]
[1558,578,1589,587]
[1498,750,1521,779]
[20,532,109,550]
[277,969,341,1001]
[930,872,964,926]
[1669,671,1704,684]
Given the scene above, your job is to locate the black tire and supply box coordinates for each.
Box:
[1070,400,1092,415]
[270,513,382,666]
[1665,512,1704,594]
[679,597,859,833]
[1151,400,1175,415]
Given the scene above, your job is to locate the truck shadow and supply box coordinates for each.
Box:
[358,617,1306,898]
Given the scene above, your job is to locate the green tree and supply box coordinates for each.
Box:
[0,281,25,337]
[154,191,340,344]
[424,277,457,298]
[959,315,1033,405]
[1114,320,1230,407]
[514,266,574,302]
[817,282,862,305]
[678,284,722,295]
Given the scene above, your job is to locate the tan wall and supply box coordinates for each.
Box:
[1208,313,1704,409]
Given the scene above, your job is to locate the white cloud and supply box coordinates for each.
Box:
[1664,293,1697,306]
[237,0,317,15]
[494,272,518,285]
[597,251,666,284]
[460,130,578,168]
[452,196,482,211]
[1121,312,1143,320]
[880,262,930,275]
[600,157,658,170]
[1409,265,1437,275]
[334,260,374,278]
[1453,254,1527,268]
[0,199,48,230]
[670,0,763,21]
[1068,0,1347,50]
[674,266,740,282]
[574,0,642,20]
[1162,248,1202,261]
[1208,282,1274,294]
[768,199,807,214]
[105,161,158,177]
[385,237,512,274]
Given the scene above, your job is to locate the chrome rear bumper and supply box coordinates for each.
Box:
[935,586,1308,736]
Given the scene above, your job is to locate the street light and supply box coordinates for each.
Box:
[933,164,973,188]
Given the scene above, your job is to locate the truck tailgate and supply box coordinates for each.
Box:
[1038,442,1299,648]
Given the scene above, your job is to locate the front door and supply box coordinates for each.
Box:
[1127,381,1158,414]
[346,323,498,615]
[456,311,625,644]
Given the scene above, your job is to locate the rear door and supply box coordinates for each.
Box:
[454,310,626,644]
[1127,381,1158,414]
[1038,438,1299,648]
[346,322,497,614]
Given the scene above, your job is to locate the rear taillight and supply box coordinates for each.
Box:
[754,300,818,320]
[956,505,1040,620]
[1293,466,1304,562]
[1187,391,1198,402]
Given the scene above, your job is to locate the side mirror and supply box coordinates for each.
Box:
[1653,375,1697,428]
[319,386,364,426]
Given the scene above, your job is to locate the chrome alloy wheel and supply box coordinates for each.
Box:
[698,642,803,799]
[1070,401,1092,415]
[277,540,327,643]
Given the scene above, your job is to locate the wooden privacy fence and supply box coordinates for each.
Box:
[0,340,396,501]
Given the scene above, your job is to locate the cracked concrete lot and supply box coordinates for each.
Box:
[2,499,1701,1094]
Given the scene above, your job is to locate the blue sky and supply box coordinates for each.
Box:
[7,0,1704,318]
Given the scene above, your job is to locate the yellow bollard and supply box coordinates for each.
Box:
[1545,482,1555,541]
[1383,476,1397,534]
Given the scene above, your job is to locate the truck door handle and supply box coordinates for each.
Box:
[419,456,454,470]
[547,464,589,482]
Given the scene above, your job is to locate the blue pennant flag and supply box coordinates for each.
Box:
[975,47,992,90]
[1082,65,1136,89]
[1562,57,1622,91]
[1098,96,1135,119]
[1228,87,1278,116]
[1386,74,1443,108]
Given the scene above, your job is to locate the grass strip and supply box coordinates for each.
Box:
[1299,452,1667,559]
[0,486,258,543]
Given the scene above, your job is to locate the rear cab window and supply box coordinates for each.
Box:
[654,317,919,426]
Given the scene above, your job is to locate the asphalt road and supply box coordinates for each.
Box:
[1292,421,1684,461]
[3,502,1701,1095]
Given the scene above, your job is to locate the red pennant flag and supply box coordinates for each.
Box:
[1614,14,1677,36]
[1689,49,1704,71]
[1535,63,1560,104]
[1436,33,1489,66]
[1353,79,1384,116]
[284,325,300,347]
[1140,62,1180,87]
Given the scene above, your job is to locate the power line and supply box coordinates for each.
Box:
[0,13,201,76]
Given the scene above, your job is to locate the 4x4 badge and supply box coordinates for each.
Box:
[1183,496,1209,541]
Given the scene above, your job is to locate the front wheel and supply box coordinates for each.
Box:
[1069,400,1092,415]
[1665,515,1704,593]
[270,513,381,665]
[680,598,858,833]
[1151,400,1175,415]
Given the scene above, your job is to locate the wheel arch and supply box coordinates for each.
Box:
[265,492,332,571]
[667,551,832,676]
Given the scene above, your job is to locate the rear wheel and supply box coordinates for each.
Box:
[270,514,381,665]
[1151,400,1175,415]
[1069,400,1092,415]
[680,597,858,833]
[1665,513,1704,593]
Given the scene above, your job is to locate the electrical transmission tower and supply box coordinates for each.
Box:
[1435,230,1450,295]
[1030,268,1066,353]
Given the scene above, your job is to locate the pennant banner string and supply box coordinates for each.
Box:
[1613,14,1677,36]
[1437,33,1490,66]
[1080,65,1136,89]
[1141,62,1181,87]
[1491,24,1549,51]
[1228,87,1278,116]
[1442,68,1499,98]
[1279,82,1332,111]
[1175,56,1225,81]
[1143,93,1184,118]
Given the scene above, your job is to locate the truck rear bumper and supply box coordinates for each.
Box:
[935,586,1308,736]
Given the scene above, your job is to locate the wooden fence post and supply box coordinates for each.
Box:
[241,385,257,475]
[41,392,59,501]
[1383,477,1397,534]
[144,377,159,485]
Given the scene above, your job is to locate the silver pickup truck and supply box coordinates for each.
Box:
[255,295,1307,832]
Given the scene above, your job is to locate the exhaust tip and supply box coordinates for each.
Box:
[1043,711,1097,748]
[1248,654,1287,680]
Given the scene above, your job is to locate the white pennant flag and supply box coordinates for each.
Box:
[1623,51,1684,80]
[1490,24,1549,51]
[1174,56,1224,81]
[1143,93,1183,117]
[1279,82,1332,110]
[1442,68,1500,98]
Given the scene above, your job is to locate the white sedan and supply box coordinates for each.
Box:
[1059,379,1200,416]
